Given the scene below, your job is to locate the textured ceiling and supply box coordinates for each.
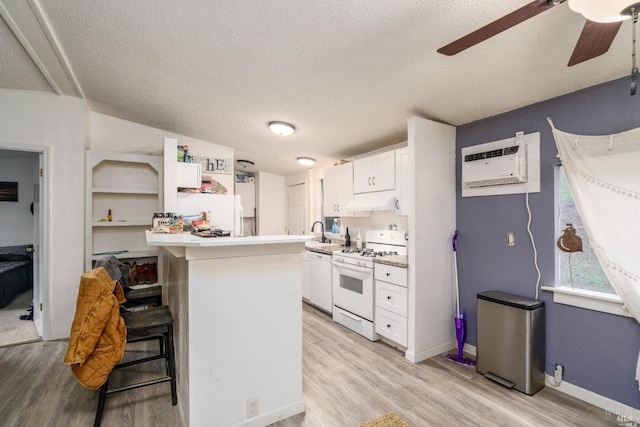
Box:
[0,0,633,175]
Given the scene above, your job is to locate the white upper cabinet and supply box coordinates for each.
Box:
[323,162,354,217]
[353,151,395,194]
[176,162,201,188]
[395,146,409,216]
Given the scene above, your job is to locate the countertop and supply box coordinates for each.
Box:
[305,242,408,268]
[305,244,342,255]
[375,255,408,269]
[146,230,311,247]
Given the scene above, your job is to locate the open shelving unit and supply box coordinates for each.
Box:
[85,150,163,285]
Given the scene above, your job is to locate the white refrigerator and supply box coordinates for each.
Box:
[177,193,244,236]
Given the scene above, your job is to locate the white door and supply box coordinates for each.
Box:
[286,183,306,235]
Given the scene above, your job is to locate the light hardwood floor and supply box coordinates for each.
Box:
[0,303,616,426]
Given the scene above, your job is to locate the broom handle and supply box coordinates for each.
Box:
[452,230,460,318]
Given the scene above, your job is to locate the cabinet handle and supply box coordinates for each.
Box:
[386,324,391,328]
[396,200,400,209]
[386,272,391,277]
[387,296,392,300]
[372,176,376,186]
[337,204,340,212]
[334,204,338,212]
[368,177,371,186]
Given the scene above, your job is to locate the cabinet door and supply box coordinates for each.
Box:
[302,252,310,300]
[395,147,409,215]
[353,151,395,194]
[323,166,340,216]
[176,162,201,188]
[336,162,354,217]
[323,162,353,217]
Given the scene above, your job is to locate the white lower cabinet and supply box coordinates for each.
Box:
[374,264,408,346]
[301,251,310,300]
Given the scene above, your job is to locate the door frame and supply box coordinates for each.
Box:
[0,140,50,339]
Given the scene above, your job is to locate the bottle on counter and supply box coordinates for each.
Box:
[108,209,112,222]
[332,218,338,234]
[345,227,351,247]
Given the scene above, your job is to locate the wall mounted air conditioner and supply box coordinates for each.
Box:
[462,144,526,188]
[461,133,540,198]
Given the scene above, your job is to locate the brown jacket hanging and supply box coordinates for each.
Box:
[63,267,127,390]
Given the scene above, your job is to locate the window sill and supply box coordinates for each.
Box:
[541,286,631,318]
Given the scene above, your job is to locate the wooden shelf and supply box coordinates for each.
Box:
[92,221,150,227]
[91,249,158,260]
[86,150,163,275]
[92,187,159,195]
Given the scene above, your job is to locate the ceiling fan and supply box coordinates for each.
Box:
[438,0,639,67]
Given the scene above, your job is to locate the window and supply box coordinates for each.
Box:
[556,167,615,294]
[544,166,630,318]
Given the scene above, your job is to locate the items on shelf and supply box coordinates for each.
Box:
[108,209,112,221]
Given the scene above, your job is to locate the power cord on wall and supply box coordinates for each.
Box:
[517,133,542,300]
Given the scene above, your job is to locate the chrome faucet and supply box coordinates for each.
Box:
[311,221,328,243]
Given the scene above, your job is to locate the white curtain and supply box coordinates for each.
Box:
[549,118,640,387]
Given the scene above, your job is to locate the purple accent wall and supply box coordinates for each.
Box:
[456,77,640,408]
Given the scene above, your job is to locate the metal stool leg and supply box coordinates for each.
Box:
[167,324,178,405]
[94,377,109,427]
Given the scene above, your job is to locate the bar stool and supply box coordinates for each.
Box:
[94,305,177,427]
[124,285,163,308]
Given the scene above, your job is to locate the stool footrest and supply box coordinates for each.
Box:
[115,354,166,369]
[105,376,172,396]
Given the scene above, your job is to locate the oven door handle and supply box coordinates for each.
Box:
[332,261,372,275]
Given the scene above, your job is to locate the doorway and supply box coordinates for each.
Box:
[0,144,48,346]
[287,183,306,235]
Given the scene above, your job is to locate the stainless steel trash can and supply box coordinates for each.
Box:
[476,291,545,395]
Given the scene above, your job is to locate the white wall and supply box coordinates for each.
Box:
[0,155,38,245]
[0,89,85,340]
[256,171,285,235]
[407,117,456,362]
[90,113,234,193]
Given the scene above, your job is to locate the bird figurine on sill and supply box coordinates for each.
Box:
[556,223,583,289]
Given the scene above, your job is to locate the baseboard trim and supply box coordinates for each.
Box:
[234,400,306,427]
[461,344,637,420]
[406,340,456,363]
[544,374,639,422]
[463,343,477,357]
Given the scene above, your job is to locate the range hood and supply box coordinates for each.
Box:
[344,194,397,212]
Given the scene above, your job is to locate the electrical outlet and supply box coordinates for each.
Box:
[247,398,258,418]
[554,364,564,384]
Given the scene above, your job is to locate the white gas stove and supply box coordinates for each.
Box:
[332,230,407,340]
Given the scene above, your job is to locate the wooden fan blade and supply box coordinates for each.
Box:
[437,0,556,56]
[568,20,622,66]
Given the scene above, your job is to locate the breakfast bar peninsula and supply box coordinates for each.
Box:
[145,231,310,427]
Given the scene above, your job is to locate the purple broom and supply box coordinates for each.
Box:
[445,230,475,366]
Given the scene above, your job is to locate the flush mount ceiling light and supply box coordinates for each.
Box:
[297,157,316,166]
[268,121,296,136]
[568,0,640,22]
[236,159,255,169]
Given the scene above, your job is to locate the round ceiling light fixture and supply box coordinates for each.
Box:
[236,159,255,169]
[297,157,316,166]
[268,121,296,136]
[568,0,640,22]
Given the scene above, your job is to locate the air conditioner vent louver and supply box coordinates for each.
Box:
[463,145,526,188]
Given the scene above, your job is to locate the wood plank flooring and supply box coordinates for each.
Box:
[0,303,616,426]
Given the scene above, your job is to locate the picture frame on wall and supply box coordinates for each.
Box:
[0,182,18,202]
